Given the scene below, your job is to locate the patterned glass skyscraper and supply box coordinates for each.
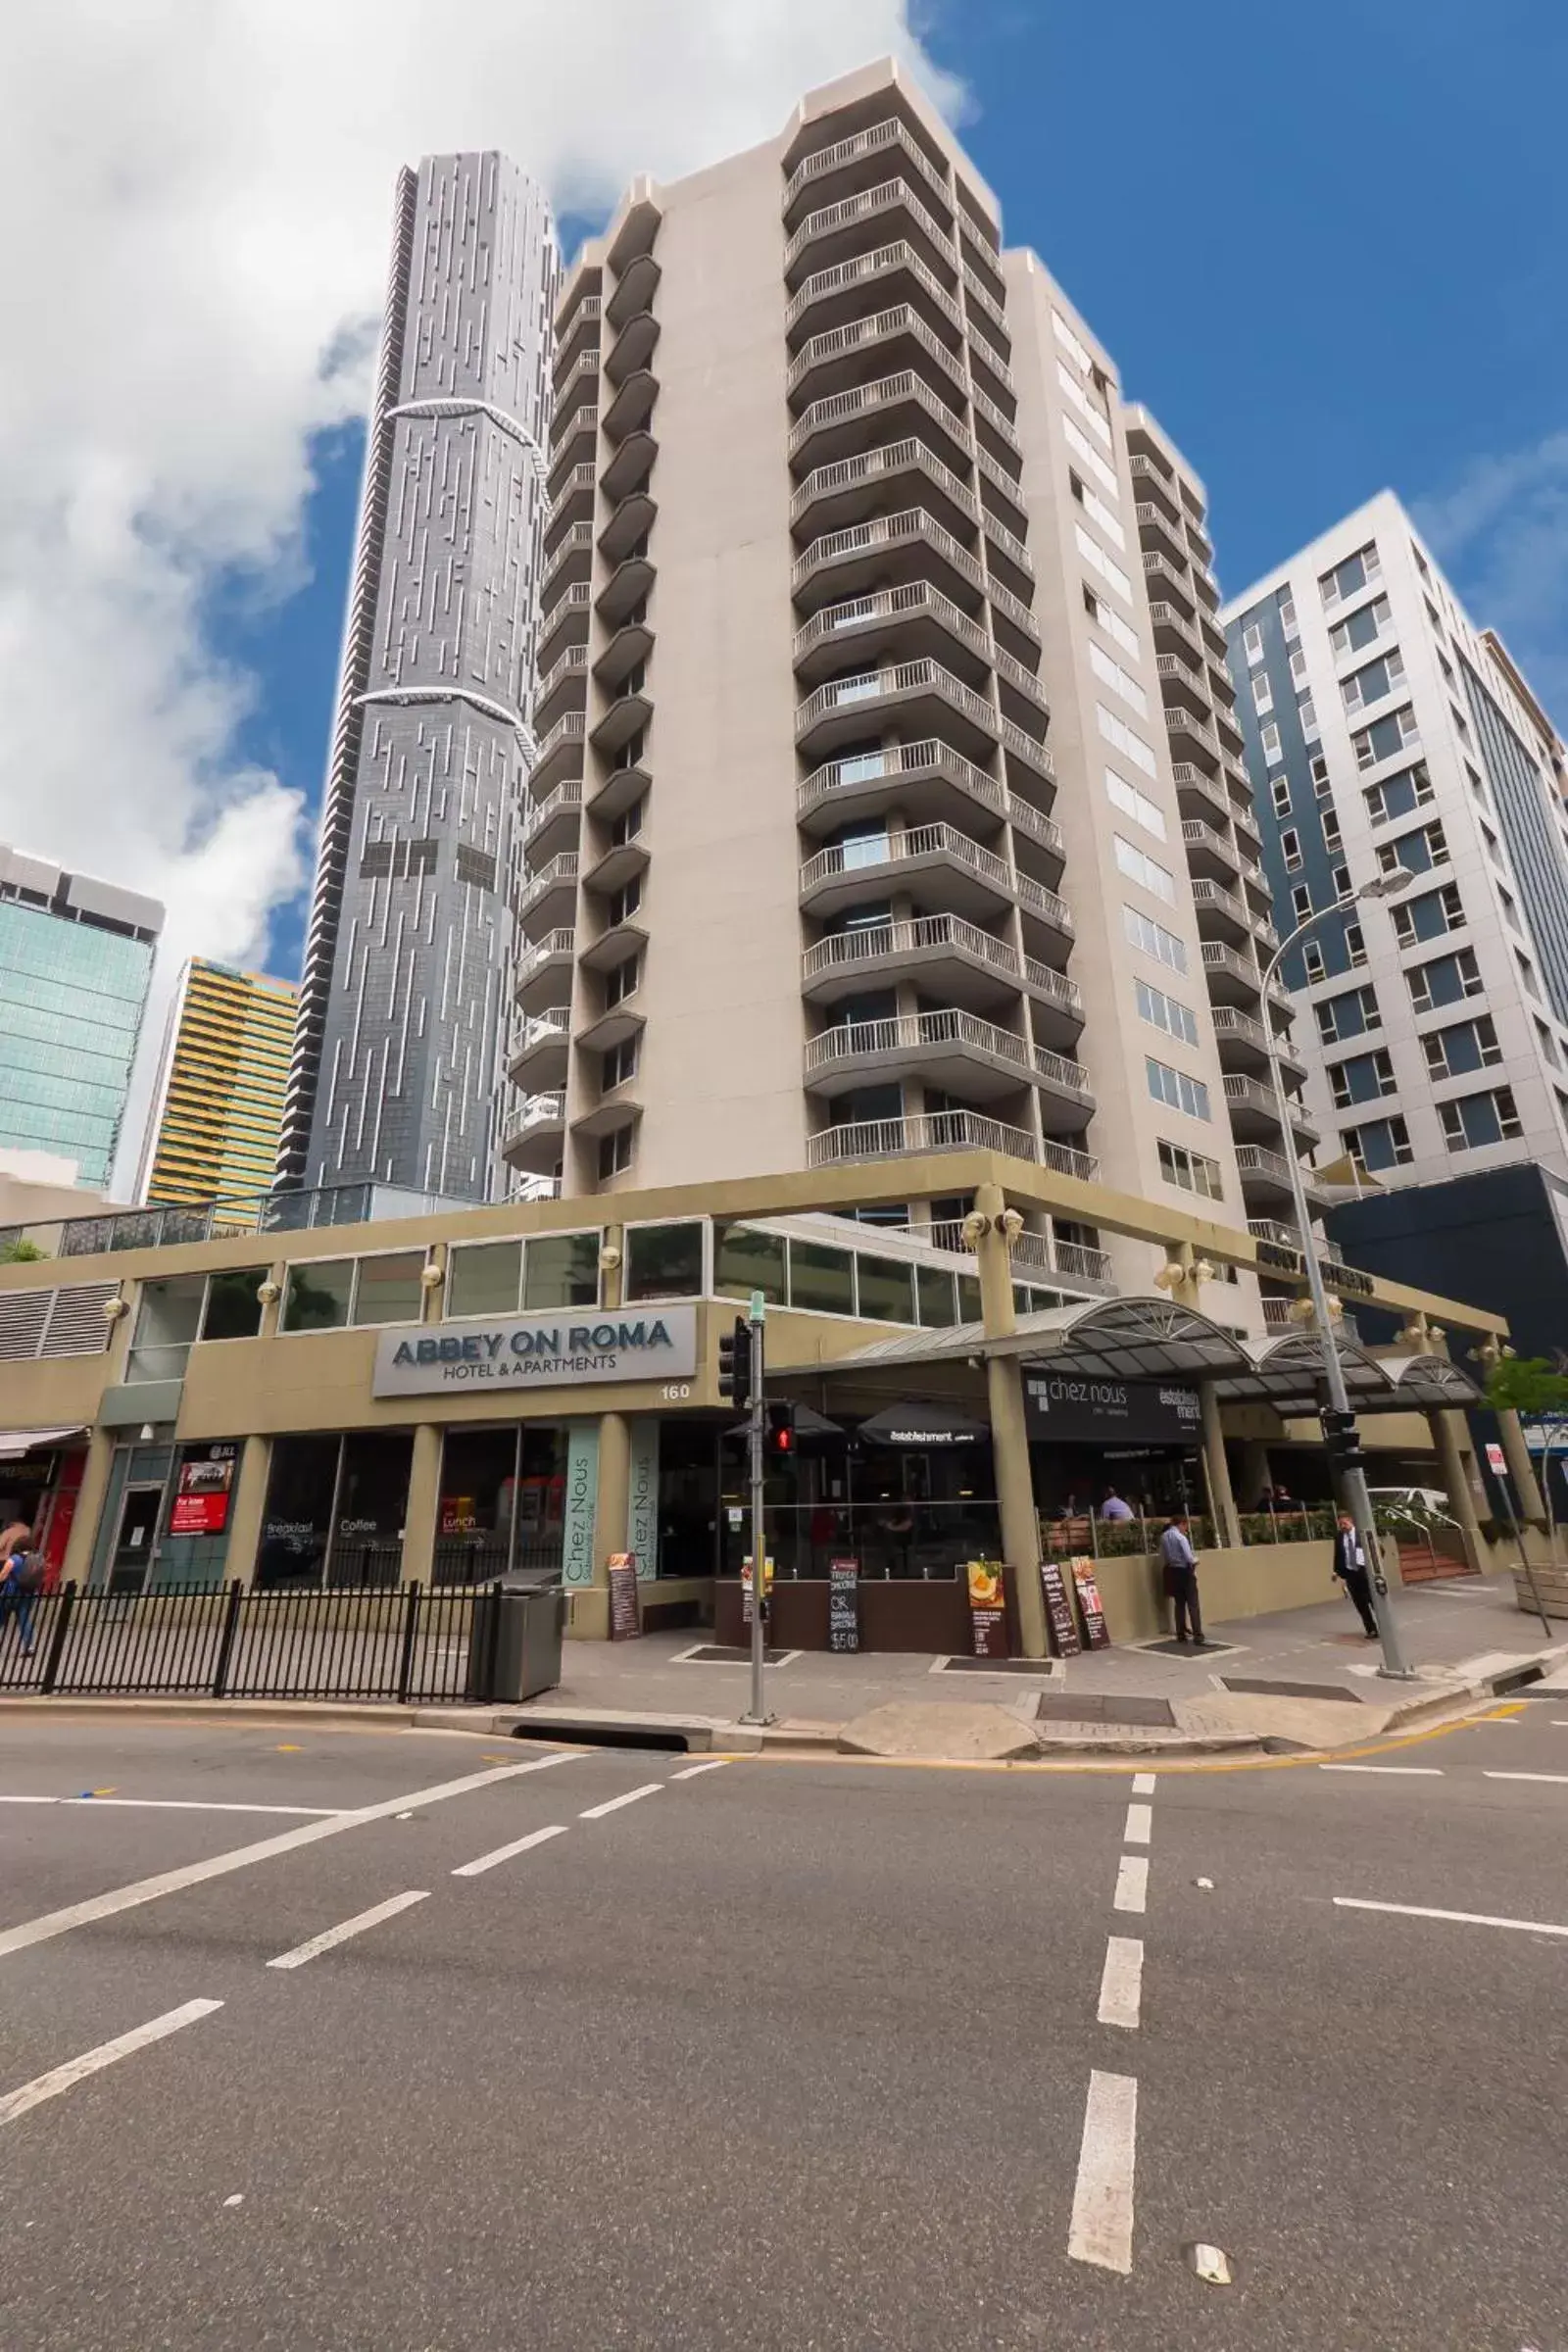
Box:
[278,153,560,1202]
[0,847,163,1190]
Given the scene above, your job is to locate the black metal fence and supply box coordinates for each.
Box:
[0,1581,481,1704]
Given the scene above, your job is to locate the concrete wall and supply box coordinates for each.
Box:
[1091,1536,1347,1644]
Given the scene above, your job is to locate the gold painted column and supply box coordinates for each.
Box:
[1426,1408,1486,1575]
[61,1428,117,1587]
[973,1181,1048,1659]
[1199,1382,1242,1549]
[399,1423,443,1586]
[224,1435,271,1589]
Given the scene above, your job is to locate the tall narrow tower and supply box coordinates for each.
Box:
[278,153,560,1203]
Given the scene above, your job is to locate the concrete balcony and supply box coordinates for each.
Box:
[1200,940,1267,1008]
[530,711,586,797]
[506,1008,571,1090]
[1129,453,1181,520]
[799,823,1071,944]
[784,174,959,291]
[534,644,588,734]
[501,1093,566,1173]
[546,409,598,501]
[783,114,953,224]
[581,829,650,900]
[967,331,1016,412]
[589,684,654,761]
[796,738,1063,874]
[1213,701,1247,757]
[1163,703,1223,772]
[603,367,658,443]
[805,1007,1093,1130]
[1155,648,1213,715]
[594,617,656,694]
[1171,761,1233,830]
[1249,1218,1348,1272]
[792,505,987,613]
[602,427,656,505]
[544,464,595,553]
[516,852,579,936]
[962,261,1011,353]
[553,295,602,384]
[1142,549,1196,617]
[794,659,999,763]
[605,188,662,274]
[994,641,1049,728]
[514,929,575,1015]
[605,310,660,387]
[802,912,1084,1040]
[1135,501,1188,570]
[1234,1145,1331,1213]
[522,781,583,866]
[587,751,652,827]
[986,572,1041,660]
[1147,599,1202,664]
[788,368,972,479]
[537,581,592,674]
[1191,876,1252,949]
[793,581,993,691]
[1001,716,1055,796]
[1223,1073,1320,1148]
[1210,1005,1306,1083]
[539,522,594,608]
[975,440,1028,536]
[595,552,657,630]
[1233,801,1265,857]
[808,1108,1091,1179]
[599,489,657,567]
[787,301,969,414]
[605,252,660,333]
[553,354,601,437]
[791,435,979,543]
[785,238,964,352]
[1181,816,1241,885]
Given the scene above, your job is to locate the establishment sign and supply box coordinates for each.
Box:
[965,1559,1006,1659]
[1023,1374,1200,1446]
[607,1554,640,1641]
[371,1307,698,1397]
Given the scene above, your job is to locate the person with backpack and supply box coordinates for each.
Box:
[0,1526,40,1656]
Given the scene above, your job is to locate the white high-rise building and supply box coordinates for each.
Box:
[1223,489,1568,1190]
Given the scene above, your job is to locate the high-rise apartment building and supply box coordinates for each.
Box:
[509,60,1301,1309]
[137,958,299,1207]
[1223,489,1568,1192]
[278,153,560,1204]
[0,847,162,1191]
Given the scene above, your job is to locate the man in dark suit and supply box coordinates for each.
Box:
[1332,1512,1379,1639]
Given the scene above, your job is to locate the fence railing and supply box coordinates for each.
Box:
[0,1580,485,1704]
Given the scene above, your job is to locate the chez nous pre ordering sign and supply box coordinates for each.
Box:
[371,1305,698,1397]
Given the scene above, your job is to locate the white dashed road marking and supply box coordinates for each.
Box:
[267,1889,429,1970]
[1130,1772,1156,1795]
[671,1761,730,1780]
[0,2000,223,2130]
[1068,2070,1138,2273]
[1319,1764,1444,1777]
[1484,1771,1568,1786]
[1113,1853,1149,1914]
[1123,1802,1152,1844]
[1334,1896,1568,1939]
[1097,1936,1143,2031]
[452,1824,568,1878]
[580,1783,663,1821]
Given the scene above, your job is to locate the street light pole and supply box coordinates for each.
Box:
[1259,881,1412,1679]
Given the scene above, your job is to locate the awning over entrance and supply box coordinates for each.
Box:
[807,1298,1482,1416]
[0,1425,87,1460]
[858,1403,990,1446]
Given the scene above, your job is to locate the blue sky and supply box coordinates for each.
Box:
[227,0,1568,981]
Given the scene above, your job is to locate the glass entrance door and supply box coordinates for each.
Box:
[110,1486,164,1594]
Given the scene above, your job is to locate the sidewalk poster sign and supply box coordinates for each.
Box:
[1068,1556,1110,1649]
[169,1445,237,1537]
[607,1552,640,1641]
[965,1559,1007,1659]
[1039,1558,1082,1657]
[741,1555,775,1626]
[827,1557,859,1652]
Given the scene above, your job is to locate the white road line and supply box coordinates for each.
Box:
[0,1999,222,2130]
[1097,1936,1143,2031]
[267,1889,428,1970]
[71,1797,342,1816]
[1113,1853,1148,1915]
[0,1750,580,1966]
[1483,1771,1568,1785]
[1123,1802,1152,1845]
[1067,2069,1138,2273]
[671,1761,730,1780]
[1319,1764,1444,1777]
[452,1824,567,1878]
[580,1783,662,1820]
[1130,1772,1156,1796]
[1334,1896,1568,1939]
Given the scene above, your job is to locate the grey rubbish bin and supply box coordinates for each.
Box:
[467,1570,566,1703]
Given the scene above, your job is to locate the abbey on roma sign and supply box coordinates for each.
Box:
[371,1306,699,1396]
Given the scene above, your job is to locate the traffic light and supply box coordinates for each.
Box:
[718,1317,753,1413]
[1319,1406,1367,1474]
[766,1401,797,1456]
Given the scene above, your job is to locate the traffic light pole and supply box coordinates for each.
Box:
[740,1297,773,1728]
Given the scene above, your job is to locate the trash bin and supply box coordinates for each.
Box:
[466,1570,566,1703]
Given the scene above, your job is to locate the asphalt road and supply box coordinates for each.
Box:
[0,1703,1562,2350]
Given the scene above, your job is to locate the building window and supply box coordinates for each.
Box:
[1146,1056,1211,1121]
[279,1259,355,1334]
[604,955,640,1008]
[1364,761,1434,826]
[1123,904,1188,974]
[599,1126,634,1180]
[1076,523,1132,603]
[1345,920,1368,968]
[1271,777,1292,818]
[1291,883,1313,923]
[1113,834,1175,902]
[1343,1113,1413,1172]
[1090,640,1147,714]
[1342,649,1406,712]
[1516,952,1543,1002]
[1321,808,1343,854]
[1243,621,1264,666]
[1302,938,1326,981]
[1289,644,1309,690]
[1439,1088,1523,1152]
[1320,540,1382,610]
[624,1221,704,1300]
[1252,672,1275,715]
[1393,882,1464,948]
[1309,754,1332,796]
[1329,594,1392,659]
[1260,721,1283,764]
[1298,694,1320,741]
[608,877,642,928]
[1353,705,1420,769]
[351,1252,426,1328]
[1084,586,1141,659]
[1278,591,1299,639]
[1534,1018,1559,1070]
[1406,947,1483,1012]
[1071,474,1126,551]
[1333,864,1353,901]
[1157,1139,1223,1200]
[1135,977,1200,1047]
[1316,984,1380,1044]
[1329,1048,1396,1107]
[1105,767,1166,840]
[602,1034,639,1092]
[1422,1015,1501,1080]
[1098,705,1156,777]
[1281,827,1303,871]
[1377,820,1447,880]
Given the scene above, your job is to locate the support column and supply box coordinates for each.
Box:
[974,1180,1048,1659]
[400,1423,442,1586]
[1496,1407,1546,1525]
[1427,1407,1486,1574]
[1199,1382,1242,1549]
[61,1428,116,1588]
[224,1435,271,1590]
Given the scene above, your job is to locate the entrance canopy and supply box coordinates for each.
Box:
[807,1297,1481,1417]
[0,1425,87,1459]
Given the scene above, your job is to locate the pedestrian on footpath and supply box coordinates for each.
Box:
[1332,1511,1379,1640]
[1159,1512,1204,1646]
[0,1526,39,1656]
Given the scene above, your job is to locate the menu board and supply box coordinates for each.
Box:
[965,1559,1007,1660]
[828,1557,859,1652]
[607,1553,640,1642]
[1039,1559,1082,1657]
[1068,1557,1110,1649]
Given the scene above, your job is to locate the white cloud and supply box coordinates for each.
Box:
[1413,429,1568,729]
[0,1,961,1194]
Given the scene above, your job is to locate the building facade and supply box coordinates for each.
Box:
[137,959,299,1207]
[511,61,1310,1323]
[0,845,162,1190]
[1224,491,1568,1195]
[279,153,561,1205]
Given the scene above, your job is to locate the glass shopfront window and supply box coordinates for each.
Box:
[449,1241,522,1318]
[352,1252,425,1326]
[434,1425,566,1585]
[624,1221,704,1300]
[789,1240,855,1317]
[715,1224,787,1305]
[716,1416,1001,1584]
[522,1232,599,1310]
[256,1432,413,1589]
[282,1259,354,1332]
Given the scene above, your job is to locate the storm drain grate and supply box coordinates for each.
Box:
[676,1643,797,1666]
[1139,1639,1239,1658]
[937,1656,1061,1677]
[1035,1693,1177,1728]
[1220,1676,1363,1704]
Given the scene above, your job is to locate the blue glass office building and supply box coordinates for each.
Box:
[0,849,163,1189]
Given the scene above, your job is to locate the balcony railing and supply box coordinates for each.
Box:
[538,579,593,647]
[986,572,1040,647]
[517,852,579,918]
[981,506,1033,580]
[545,464,596,536]
[787,302,968,405]
[794,659,999,745]
[1163,704,1221,758]
[793,580,991,666]
[784,175,959,280]
[1200,940,1264,988]
[805,1007,1090,1098]
[808,1109,1096,1178]
[1000,715,1055,785]
[783,116,953,216]
[1249,1217,1348,1269]
[796,738,1064,862]
[791,435,979,529]
[792,505,986,599]
[514,928,575,989]
[802,913,1084,1020]
[1181,816,1238,861]
[531,710,586,781]
[523,780,583,846]
[539,522,594,601]
[503,1094,566,1150]
[969,379,1022,457]
[509,1008,570,1062]
[785,239,963,339]
[788,368,970,466]
[536,643,588,708]
[1234,1144,1326,1196]
[1224,1073,1317,1130]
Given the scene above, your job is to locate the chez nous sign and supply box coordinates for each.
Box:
[371,1306,698,1397]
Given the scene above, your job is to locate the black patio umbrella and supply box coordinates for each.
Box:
[857,1403,990,1447]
